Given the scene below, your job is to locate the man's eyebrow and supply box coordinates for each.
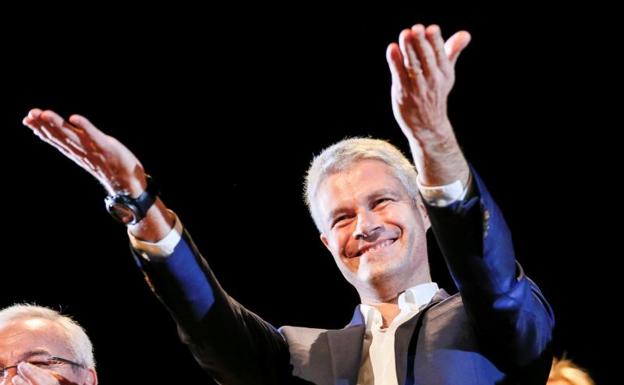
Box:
[19,349,52,361]
[367,189,398,200]
[327,206,350,223]
[326,189,399,223]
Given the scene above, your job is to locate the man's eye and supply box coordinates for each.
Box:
[332,215,349,227]
[27,360,56,368]
[374,198,391,207]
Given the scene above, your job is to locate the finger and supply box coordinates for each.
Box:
[33,128,98,176]
[386,43,410,87]
[68,114,105,137]
[17,363,51,384]
[22,108,44,129]
[410,24,437,77]
[34,112,88,158]
[425,24,452,76]
[39,110,67,129]
[38,110,79,145]
[45,111,109,164]
[28,108,43,121]
[42,123,86,156]
[399,29,422,74]
[66,115,107,155]
[27,112,106,180]
[41,110,83,146]
[444,30,471,66]
[25,110,115,190]
[33,129,75,159]
[12,375,31,385]
[398,29,426,91]
[30,119,86,158]
[64,115,120,187]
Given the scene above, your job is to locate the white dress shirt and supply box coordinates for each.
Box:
[357,283,440,385]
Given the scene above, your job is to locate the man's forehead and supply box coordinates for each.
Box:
[319,163,405,200]
[332,158,398,182]
[0,318,55,333]
[0,318,68,359]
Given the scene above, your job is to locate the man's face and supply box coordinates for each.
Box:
[0,318,94,385]
[316,159,430,296]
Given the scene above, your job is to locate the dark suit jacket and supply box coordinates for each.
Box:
[133,170,554,384]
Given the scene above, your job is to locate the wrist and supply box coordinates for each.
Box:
[105,175,158,225]
[410,141,469,187]
[128,198,176,242]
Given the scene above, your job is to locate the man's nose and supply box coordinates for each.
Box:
[353,211,382,240]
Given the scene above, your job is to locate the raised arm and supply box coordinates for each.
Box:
[386,25,554,378]
[23,108,175,241]
[22,109,291,384]
[386,24,471,187]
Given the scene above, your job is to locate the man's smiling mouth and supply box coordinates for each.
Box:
[354,238,398,257]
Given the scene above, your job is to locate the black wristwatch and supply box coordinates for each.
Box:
[104,175,159,225]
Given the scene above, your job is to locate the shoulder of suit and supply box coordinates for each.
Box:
[425,292,465,320]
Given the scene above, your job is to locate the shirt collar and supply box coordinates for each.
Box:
[360,282,440,330]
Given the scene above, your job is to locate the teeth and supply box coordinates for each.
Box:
[362,239,394,255]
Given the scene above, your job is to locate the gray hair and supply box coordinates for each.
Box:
[304,137,419,230]
[0,304,95,369]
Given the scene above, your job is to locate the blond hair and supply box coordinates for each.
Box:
[304,137,418,230]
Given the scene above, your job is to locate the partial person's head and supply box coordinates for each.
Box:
[0,304,98,385]
[305,138,431,301]
[547,357,594,385]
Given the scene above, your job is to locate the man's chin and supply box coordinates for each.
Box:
[357,261,401,284]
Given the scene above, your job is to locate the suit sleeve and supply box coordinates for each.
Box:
[131,230,292,385]
[425,167,554,376]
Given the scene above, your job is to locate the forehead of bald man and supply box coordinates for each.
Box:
[0,318,75,362]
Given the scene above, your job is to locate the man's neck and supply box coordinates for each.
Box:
[359,278,435,328]
[369,302,401,328]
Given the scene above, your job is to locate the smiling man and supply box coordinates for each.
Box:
[313,156,431,307]
[23,22,553,384]
[0,305,98,385]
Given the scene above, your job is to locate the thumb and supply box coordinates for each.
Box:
[445,31,471,65]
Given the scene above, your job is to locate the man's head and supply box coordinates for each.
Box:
[305,138,431,301]
[547,358,594,385]
[0,304,97,385]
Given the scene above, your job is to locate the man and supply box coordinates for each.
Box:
[547,357,595,385]
[23,23,553,384]
[0,305,98,385]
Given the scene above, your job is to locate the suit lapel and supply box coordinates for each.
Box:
[325,291,451,385]
[326,306,366,385]
[394,290,450,385]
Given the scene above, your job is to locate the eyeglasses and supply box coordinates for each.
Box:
[0,356,86,379]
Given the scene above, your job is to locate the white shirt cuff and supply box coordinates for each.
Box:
[128,210,184,259]
[417,174,470,207]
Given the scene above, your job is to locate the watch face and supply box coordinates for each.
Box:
[104,178,157,225]
[105,195,139,225]
[109,202,137,225]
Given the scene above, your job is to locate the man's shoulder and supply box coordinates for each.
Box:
[425,292,467,321]
[278,322,363,346]
[278,325,330,343]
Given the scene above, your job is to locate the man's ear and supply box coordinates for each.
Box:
[86,369,98,385]
[416,197,431,230]
[320,232,331,251]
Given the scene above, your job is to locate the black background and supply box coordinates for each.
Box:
[2,4,616,384]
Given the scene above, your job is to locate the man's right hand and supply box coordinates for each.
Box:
[23,108,147,197]
[11,363,82,385]
[23,108,175,241]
